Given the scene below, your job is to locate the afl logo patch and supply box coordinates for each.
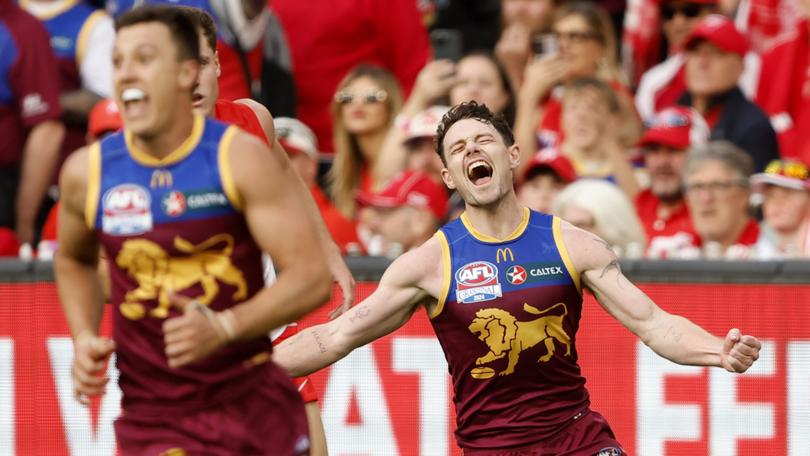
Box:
[102,184,152,235]
[455,261,502,304]
[506,265,527,285]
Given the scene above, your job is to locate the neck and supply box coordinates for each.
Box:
[692,95,709,115]
[714,217,749,250]
[131,109,195,160]
[775,218,809,251]
[656,195,684,217]
[356,129,386,163]
[463,193,525,240]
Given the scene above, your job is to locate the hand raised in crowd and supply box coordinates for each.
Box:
[71,331,116,405]
[520,54,567,104]
[495,23,533,89]
[409,59,457,110]
[720,328,761,373]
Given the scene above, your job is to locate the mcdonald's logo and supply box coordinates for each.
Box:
[496,248,515,264]
[150,170,173,189]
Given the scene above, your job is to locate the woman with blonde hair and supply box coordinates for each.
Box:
[552,179,647,255]
[514,1,641,172]
[328,65,403,218]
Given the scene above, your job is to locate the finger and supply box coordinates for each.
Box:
[731,342,758,358]
[722,328,741,355]
[168,351,198,369]
[724,355,747,373]
[164,326,195,346]
[165,339,194,358]
[168,292,194,313]
[72,363,109,389]
[89,337,116,359]
[163,315,189,334]
[74,391,90,406]
[740,335,761,350]
[75,352,107,375]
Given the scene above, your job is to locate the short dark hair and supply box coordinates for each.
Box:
[175,6,217,53]
[435,101,515,164]
[115,5,200,62]
[564,77,620,113]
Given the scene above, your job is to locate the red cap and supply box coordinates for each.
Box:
[638,106,709,150]
[88,99,122,139]
[522,149,577,183]
[750,159,810,191]
[357,171,448,220]
[0,227,19,257]
[684,14,749,57]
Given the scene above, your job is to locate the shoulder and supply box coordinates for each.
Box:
[235,98,275,143]
[557,218,617,275]
[59,145,93,210]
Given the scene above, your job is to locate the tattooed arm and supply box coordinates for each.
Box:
[273,237,444,377]
[559,221,760,372]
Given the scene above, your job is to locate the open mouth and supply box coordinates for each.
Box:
[466,160,493,186]
[121,88,148,119]
[192,92,205,107]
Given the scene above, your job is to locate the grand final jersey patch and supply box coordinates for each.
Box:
[455,261,502,304]
[102,184,153,236]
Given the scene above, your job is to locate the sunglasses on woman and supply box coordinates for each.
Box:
[661,3,704,20]
[334,90,389,105]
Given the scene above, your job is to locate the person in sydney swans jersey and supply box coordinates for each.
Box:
[54,6,331,455]
[273,101,762,454]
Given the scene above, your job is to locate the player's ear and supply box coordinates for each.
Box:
[441,167,456,190]
[215,51,221,78]
[178,59,200,91]
[508,144,520,170]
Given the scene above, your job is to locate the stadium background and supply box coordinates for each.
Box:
[0,259,808,455]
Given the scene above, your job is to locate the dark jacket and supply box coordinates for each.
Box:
[679,87,779,171]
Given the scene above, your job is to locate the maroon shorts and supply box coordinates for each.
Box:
[462,409,625,456]
[115,375,310,456]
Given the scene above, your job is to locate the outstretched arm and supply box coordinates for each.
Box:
[562,222,760,373]
[274,238,443,377]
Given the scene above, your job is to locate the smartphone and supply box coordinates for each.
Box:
[532,33,560,58]
[430,29,464,62]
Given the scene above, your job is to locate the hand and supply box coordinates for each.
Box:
[495,24,532,86]
[328,253,356,320]
[720,328,761,373]
[411,60,457,107]
[71,331,116,405]
[520,54,567,103]
[163,294,234,369]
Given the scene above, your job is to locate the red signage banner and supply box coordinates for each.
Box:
[1,282,809,455]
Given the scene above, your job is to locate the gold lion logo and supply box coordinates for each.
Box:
[115,234,248,319]
[468,302,571,378]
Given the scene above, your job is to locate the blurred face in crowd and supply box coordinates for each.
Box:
[113,22,199,137]
[554,14,603,79]
[338,76,390,136]
[440,119,519,208]
[662,1,715,50]
[684,160,750,243]
[645,145,689,202]
[191,31,220,116]
[761,186,810,234]
[518,172,566,213]
[502,0,556,34]
[406,137,444,180]
[450,55,510,116]
[685,41,743,97]
[364,205,432,254]
[561,88,609,151]
[801,0,810,18]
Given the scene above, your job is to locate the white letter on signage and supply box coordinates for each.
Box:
[321,345,398,455]
[48,338,121,456]
[0,338,13,456]
[637,343,703,455]
[789,342,810,456]
[709,341,774,456]
[392,337,449,456]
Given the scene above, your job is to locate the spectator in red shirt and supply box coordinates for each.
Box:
[750,159,810,258]
[328,65,404,219]
[756,5,810,165]
[678,14,779,171]
[635,106,708,258]
[514,1,640,163]
[271,0,430,154]
[275,117,362,256]
[0,0,65,250]
[356,171,448,258]
[682,141,759,258]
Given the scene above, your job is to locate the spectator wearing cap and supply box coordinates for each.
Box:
[635,106,707,258]
[678,14,778,172]
[635,0,761,121]
[750,160,810,258]
[551,179,647,255]
[356,171,448,258]
[275,117,362,255]
[755,0,810,166]
[517,148,575,212]
[0,0,65,252]
[681,141,759,258]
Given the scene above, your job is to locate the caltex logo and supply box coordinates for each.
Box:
[506,265,527,285]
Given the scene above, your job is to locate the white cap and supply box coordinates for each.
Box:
[402,106,450,143]
[274,117,319,161]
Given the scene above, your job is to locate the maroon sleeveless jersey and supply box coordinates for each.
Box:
[87,116,292,414]
[431,209,589,450]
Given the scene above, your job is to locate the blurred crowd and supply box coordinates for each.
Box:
[1,0,809,261]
